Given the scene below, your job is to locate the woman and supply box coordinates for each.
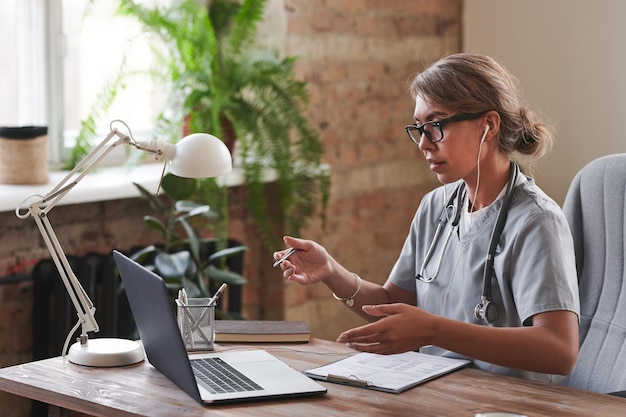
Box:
[274,53,579,383]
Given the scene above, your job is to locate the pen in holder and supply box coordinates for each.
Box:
[176,297,215,351]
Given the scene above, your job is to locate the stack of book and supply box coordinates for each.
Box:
[214,320,310,343]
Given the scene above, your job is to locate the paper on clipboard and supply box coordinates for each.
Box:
[304,351,470,394]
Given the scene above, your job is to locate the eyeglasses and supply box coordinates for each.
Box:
[404,111,488,145]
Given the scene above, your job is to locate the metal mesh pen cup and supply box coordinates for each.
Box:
[176,298,215,351]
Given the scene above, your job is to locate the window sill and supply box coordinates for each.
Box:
[0,163,256,213]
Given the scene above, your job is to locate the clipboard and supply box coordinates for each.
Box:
[304,351,470,394]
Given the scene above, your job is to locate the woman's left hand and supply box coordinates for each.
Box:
[336,303,436,354]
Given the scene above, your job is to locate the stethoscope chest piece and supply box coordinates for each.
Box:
[475,296,498,323]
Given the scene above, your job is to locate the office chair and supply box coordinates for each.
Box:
[560,153,626,396]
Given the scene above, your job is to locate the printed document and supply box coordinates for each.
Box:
[305,351,470,393]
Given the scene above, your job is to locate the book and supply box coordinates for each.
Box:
[214,320,311,343]
[304,351,470,394]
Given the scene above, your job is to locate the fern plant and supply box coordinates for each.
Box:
[76,0,330,250]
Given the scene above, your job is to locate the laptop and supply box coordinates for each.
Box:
[112,250,327,404]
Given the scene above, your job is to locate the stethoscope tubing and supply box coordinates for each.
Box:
[416,186,462,283]
[415,161,520,322]
[481,162,518,299]
[417,223,453,283]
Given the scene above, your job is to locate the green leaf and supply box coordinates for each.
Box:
[181,277,203,298]
[176,202,216,220]
[130,245,159,263]
[155,251,191,278]
[229,0,267,54]
[134,182,166,213]
[175,200,206,213]
[178,218,200,260]
[204,265,247,285]
[143,215,166,235]
[161,173,197,201]
[208,245,248,262]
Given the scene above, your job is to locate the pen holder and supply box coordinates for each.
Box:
[176,298,215,351]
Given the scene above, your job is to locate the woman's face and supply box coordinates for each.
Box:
[412,96,487,185]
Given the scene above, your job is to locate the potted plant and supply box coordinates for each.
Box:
[132,172,247,318]
[74,0,330,250]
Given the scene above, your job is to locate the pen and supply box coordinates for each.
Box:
[208,283,227,306]
[178,288,188,305]
[272,247,298,267]
[327,374,370,387]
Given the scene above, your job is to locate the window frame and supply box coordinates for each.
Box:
[46,0,65,165]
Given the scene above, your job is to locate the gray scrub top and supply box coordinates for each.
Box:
[388,176,580,383]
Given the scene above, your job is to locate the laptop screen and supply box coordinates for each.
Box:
[113,250,203,402]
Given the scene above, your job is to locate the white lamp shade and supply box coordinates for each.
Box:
[168,133,232,178]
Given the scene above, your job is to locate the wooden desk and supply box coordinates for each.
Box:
[0,339,624,417]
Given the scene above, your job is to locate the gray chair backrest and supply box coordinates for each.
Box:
[561,153,626,393]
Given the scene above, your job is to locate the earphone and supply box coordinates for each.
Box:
[471,124,490,217]
[480,125,490,144]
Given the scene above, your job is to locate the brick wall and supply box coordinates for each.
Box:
[280,0,461,338]
[0,1,461,415]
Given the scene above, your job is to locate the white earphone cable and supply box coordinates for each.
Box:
[470,126,489,215]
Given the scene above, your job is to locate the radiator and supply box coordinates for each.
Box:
[32,253,129,360]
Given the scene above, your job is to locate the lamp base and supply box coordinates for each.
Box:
[67,338,144,367]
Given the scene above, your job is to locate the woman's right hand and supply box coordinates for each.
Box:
[273,236,334,285]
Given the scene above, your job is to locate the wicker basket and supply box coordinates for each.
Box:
[0,126,49,184]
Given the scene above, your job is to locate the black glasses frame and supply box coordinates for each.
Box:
[405,111,489,145]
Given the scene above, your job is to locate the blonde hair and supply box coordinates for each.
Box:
[409,53,553,167]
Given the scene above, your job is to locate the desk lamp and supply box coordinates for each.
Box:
[16,119,232,367]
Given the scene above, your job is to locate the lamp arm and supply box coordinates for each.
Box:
[16,121,172,347]
[40,128,131,214]
[33,125,173,215]
[32,208,99,340]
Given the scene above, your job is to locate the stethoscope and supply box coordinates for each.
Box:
[416,160,520,324]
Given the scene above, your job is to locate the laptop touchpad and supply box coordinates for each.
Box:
[236,361,302,382]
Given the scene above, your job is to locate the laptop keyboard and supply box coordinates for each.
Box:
[190,357,263,394]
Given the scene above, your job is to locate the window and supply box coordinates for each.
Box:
[0,1,46,134]
[0,0,169,168]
